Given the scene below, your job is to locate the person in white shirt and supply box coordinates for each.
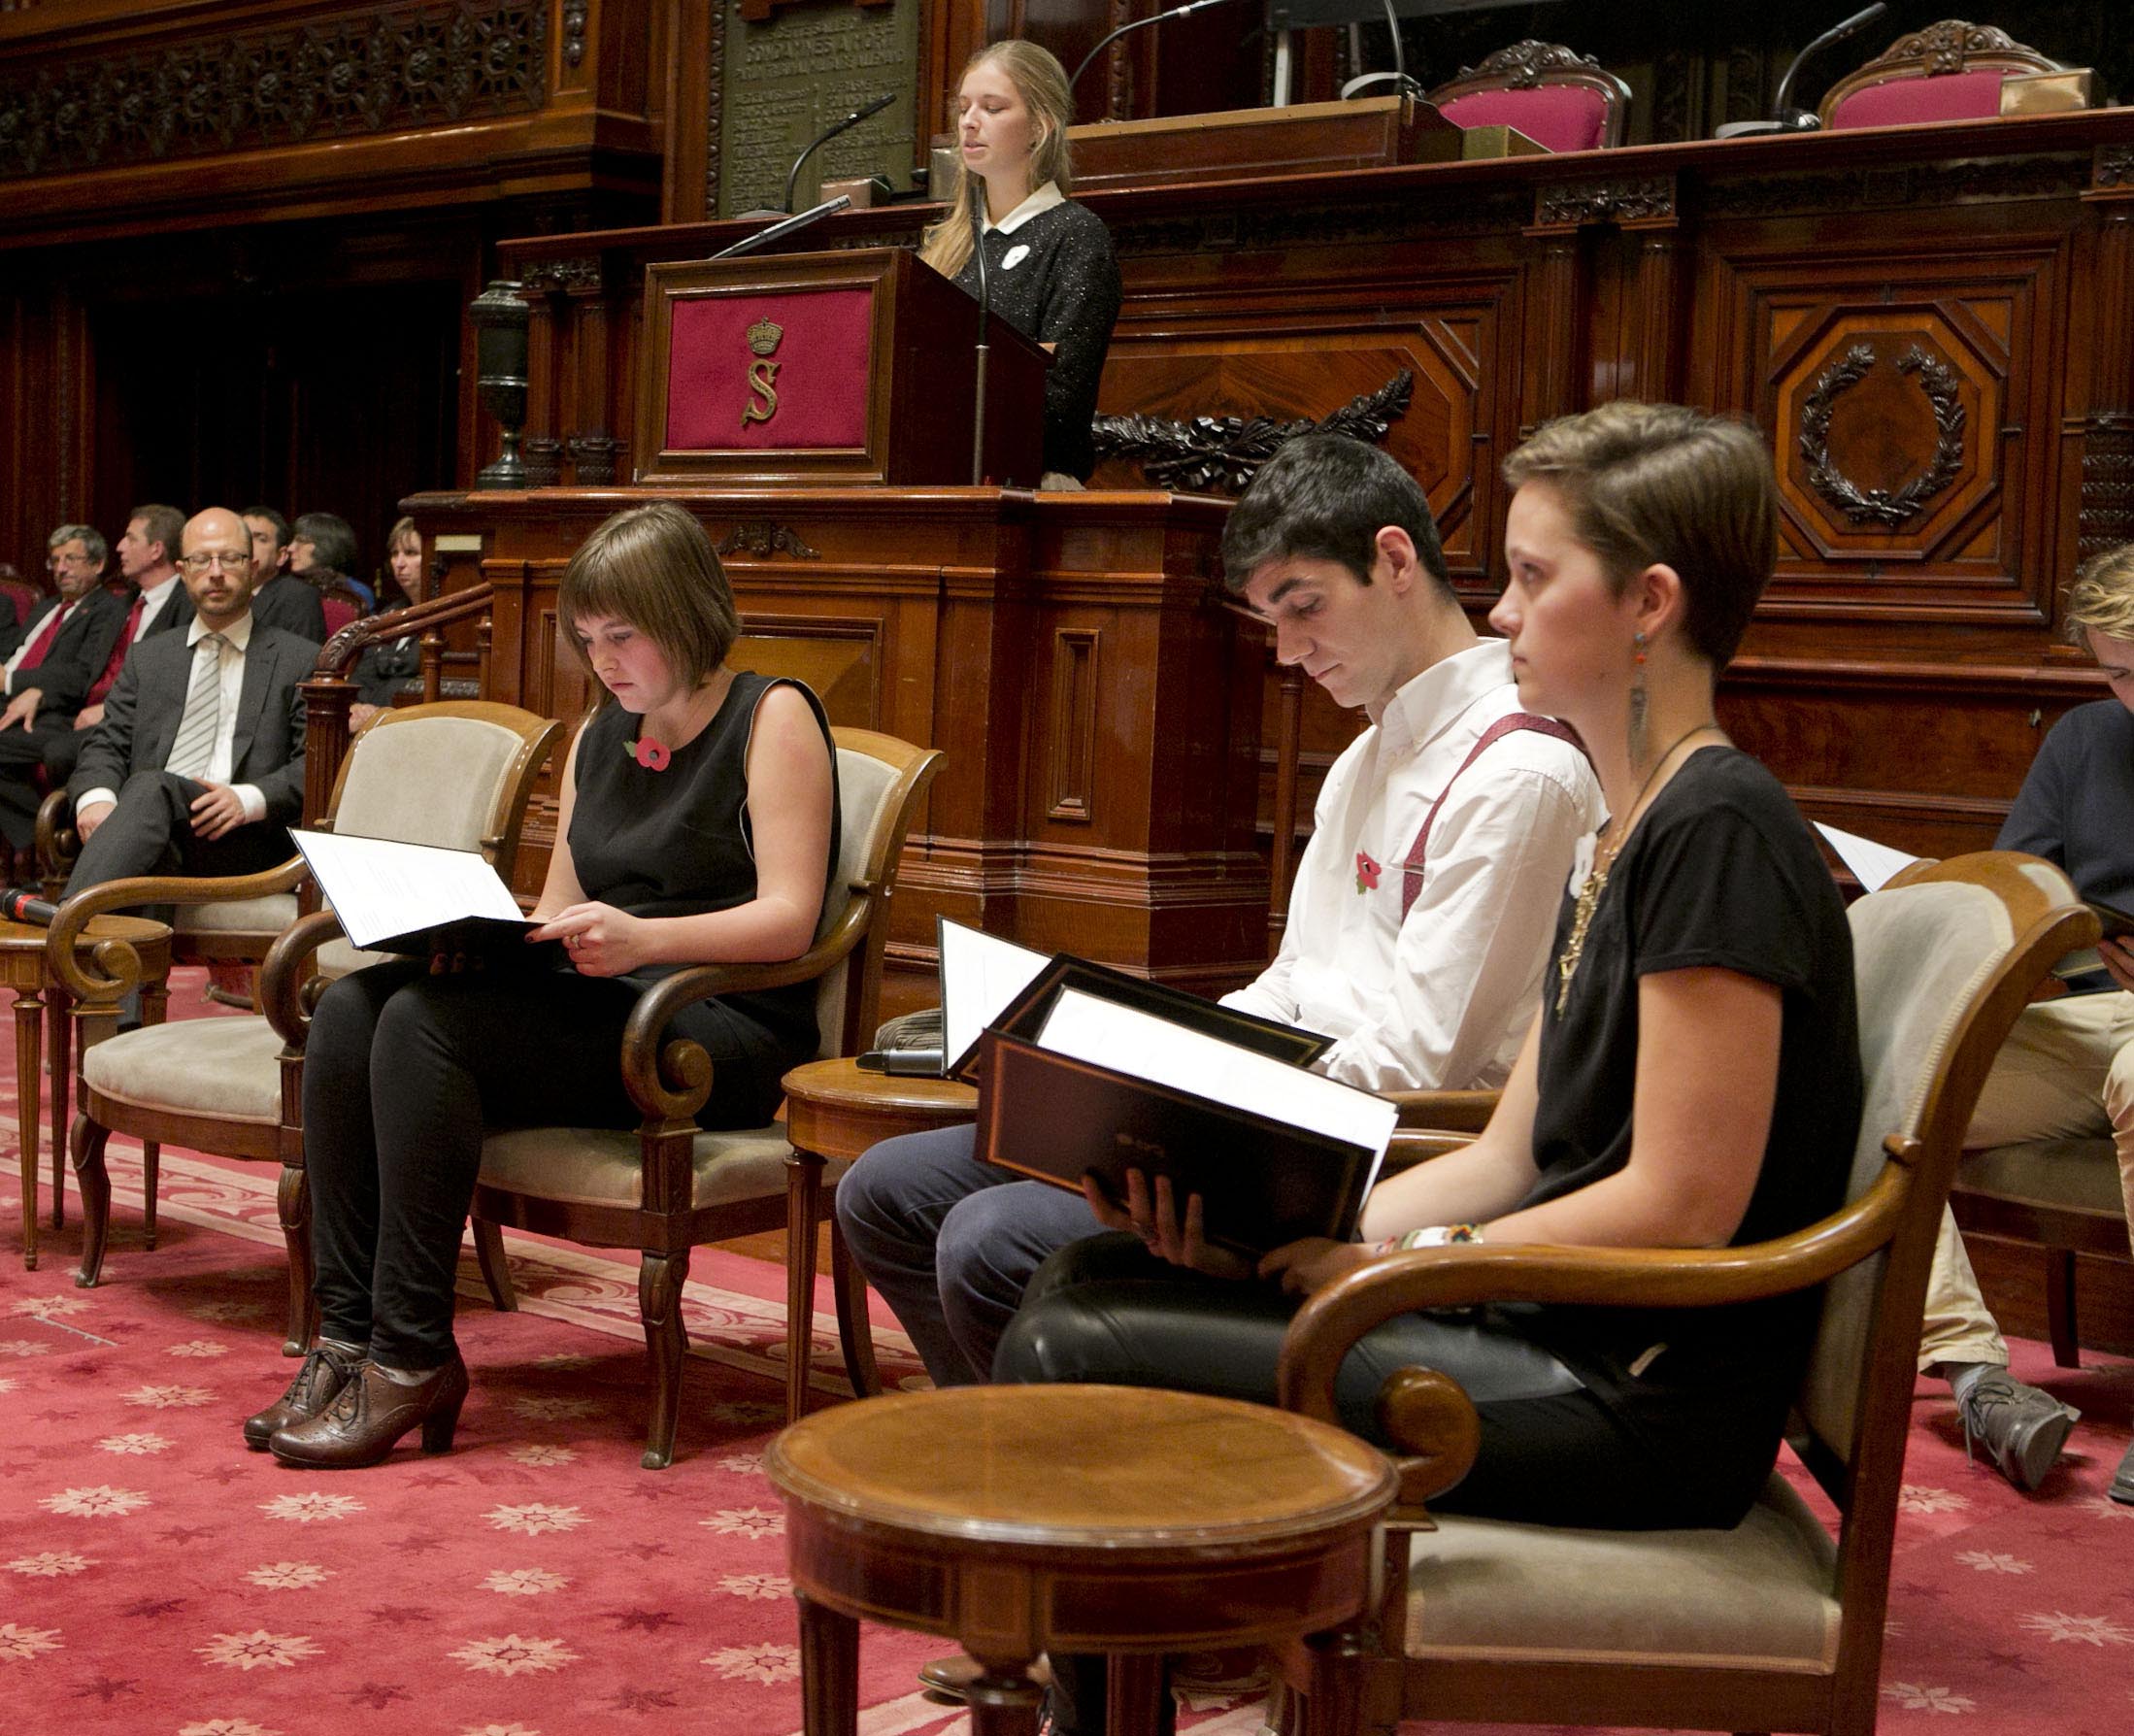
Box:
[837,433,1603,1385]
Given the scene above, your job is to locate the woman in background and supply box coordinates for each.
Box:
[348,516,423,729]
[920,40,1120,490]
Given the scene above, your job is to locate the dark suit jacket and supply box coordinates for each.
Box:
[0,591,20,664]
[72,580,196,713]
[252,572,328,646]
[70,617,312,825]
[9,588,127,722]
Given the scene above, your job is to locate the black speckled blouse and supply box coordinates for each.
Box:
[951,196,1121,481]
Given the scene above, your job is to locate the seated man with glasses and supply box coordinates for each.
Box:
[63,507,311,900]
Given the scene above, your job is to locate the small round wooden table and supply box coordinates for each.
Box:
[3,914,172,1271]
[780,1056,976,1414]
[766,1384,1398,1736]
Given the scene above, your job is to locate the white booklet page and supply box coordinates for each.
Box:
[1814,822,1918,894]
[291,830,525,950]
[940,918,1051,1069]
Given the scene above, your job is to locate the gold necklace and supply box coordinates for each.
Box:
[1552,722,1723,1016]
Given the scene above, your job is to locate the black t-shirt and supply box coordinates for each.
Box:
[1518,748,1862,1494]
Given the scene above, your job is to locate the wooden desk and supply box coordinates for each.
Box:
[4,914,171,1271]
[766,1384,1396,1736]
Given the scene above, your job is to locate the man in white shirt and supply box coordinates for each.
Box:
[65,507,311,894]
[838,433,1604,1385]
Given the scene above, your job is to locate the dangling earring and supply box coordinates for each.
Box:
[1628,630,1649,768]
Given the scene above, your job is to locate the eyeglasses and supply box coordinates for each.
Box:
[48,552,92,567]
[179,551,251,575]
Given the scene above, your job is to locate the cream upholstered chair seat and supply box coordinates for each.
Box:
[479,1124,817,1212]
[61,701,560,1352]
[468,726,944,1469]
[1265,855,2092,1736]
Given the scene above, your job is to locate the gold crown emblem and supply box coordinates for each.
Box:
[747,317,784,356]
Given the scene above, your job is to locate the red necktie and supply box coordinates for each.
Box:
[17,601,71,673]
[86,593,147,705]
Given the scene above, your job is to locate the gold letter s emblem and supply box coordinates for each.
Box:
[742,359,781,426]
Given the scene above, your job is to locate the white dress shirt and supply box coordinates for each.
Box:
[134,573,183,639]
[78,612,268,823]
[1222,639,1605,1092]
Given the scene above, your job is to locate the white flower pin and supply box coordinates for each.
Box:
[1001,244,1031,272]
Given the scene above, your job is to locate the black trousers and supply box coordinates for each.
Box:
[0,715,79,851]
[64,770,291,892]
[305,959,794,1367]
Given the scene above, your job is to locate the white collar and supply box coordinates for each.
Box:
[984,181,1065,236]
[1376,640,1518,757]
[187,610,254,651]
[139,573,182,610]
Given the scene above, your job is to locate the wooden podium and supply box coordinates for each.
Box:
[635,248,1049,489]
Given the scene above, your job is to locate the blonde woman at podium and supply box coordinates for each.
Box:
[921,40,1120,490]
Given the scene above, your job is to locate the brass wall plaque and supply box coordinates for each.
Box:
[716,0,919,218]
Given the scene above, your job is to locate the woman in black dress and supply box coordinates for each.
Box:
[245,500,838,1468]
[920,40,1120,489]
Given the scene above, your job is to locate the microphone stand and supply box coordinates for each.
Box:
[1713,3,1887,138]
[783,93,896,216]
[969,177,991,486]
[710,194,853,262]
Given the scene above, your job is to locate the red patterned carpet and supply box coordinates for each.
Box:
[2,972,2132,1734]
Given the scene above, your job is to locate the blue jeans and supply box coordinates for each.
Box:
[833,1122,1101,1386]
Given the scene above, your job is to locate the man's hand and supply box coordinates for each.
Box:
[188,782,249,841]
[0,688,41,732]
[1080,1168,1253,1281]
[1257,1236,1372,1297]
[75,797,116,840]
[72,702,104,732]
[2100,936,2134,994]
[348,702,381,731]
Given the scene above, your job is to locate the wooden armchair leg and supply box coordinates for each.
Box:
[829,1212,881,1400]
[2045,1247,2080,1369]
[277,1160,315,1355]
[638,1248,690,1471]
[142,1141,160,1251]
[471,1219,517,1313]
[784,1150,826,1422]
[71,1114,113,1289]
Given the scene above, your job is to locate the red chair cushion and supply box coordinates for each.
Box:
[321,597,361,636]
[1439,86,1611,153]
[1828,70,2005,131]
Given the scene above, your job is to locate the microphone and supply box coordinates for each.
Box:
[710,194,854,262]
[1715,4,1888,138]
[968,173,992,486]
[1068,0,1251,96]
[783,92,896,215]
[0,887,58,925]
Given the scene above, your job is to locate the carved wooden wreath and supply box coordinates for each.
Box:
[1090,371,1415,495]
[1799,343,1966,529]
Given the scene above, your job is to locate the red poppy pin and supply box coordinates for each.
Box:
[629,736,672,772]
[1354,851,1381,893]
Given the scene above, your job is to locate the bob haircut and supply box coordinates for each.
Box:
[1220,432,1452,600]
[918,40,1075,282]
[386,515,420,554]
[2062,543,2134,648]
[557,501,739,695]
[1502,401,1777,669]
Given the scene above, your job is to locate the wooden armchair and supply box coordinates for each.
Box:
[1424,42,1632,153]
[451,727,942,1468]
[1266,852,2091,1736]
[1820,20,2062,130]
[50,700,559,1349]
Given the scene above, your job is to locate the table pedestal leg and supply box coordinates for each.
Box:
[1108,1653,1171,1736]
[795,1592,860,1736]
[45,984,67,1232]
[15,988,38,1270]
[966,1656,1045,1736]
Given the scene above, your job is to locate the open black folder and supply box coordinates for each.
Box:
[975,986,1397,1257]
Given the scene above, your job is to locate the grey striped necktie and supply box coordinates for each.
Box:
[166,632,229,781]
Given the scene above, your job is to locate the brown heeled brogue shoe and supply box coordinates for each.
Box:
[267,1353,469,1469]
[242,1341,362,1452]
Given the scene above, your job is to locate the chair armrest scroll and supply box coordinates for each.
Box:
[261,908,350,1050]
[46,858,309,1001]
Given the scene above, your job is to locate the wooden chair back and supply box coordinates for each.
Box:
[1820,19,2060,130]
[1425,41,1631,153]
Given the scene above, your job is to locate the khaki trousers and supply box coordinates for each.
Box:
[1919,989,2134,1373]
